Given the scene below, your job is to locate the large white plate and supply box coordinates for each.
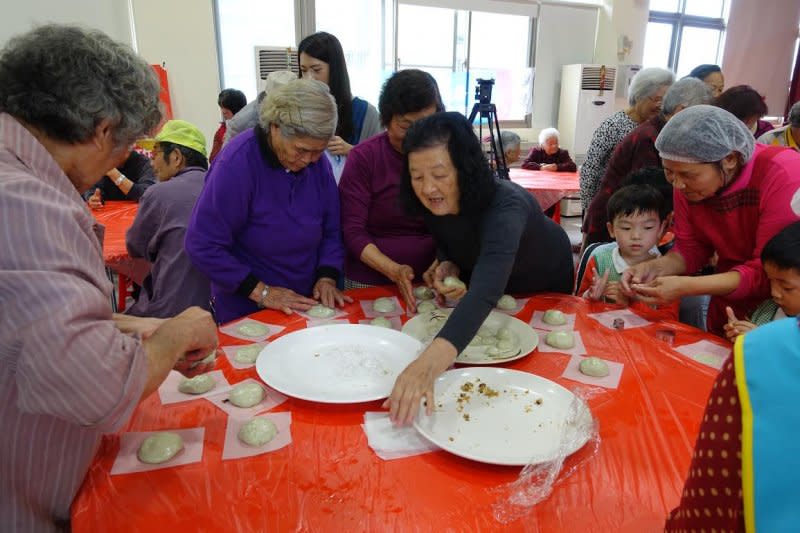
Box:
[402,308,538,365]
[414,367,593,466]
[256,324,421,403]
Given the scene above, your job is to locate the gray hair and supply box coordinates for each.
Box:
[500,130,520,150]
[259,78,337,140]
[628,67,675,106]
[264,70,297,95]
[789,101,800,128]
[0,25,162,148]
[538,127,559,145]
[662,77,713,116]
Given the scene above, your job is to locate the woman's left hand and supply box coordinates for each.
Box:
[313,277,353,308]
[630,275,686,304]
[327,136,353,157]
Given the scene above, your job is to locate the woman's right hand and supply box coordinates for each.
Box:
[620,259,662,296]
[262,286,318,315]
[389,263,416,313]
[431,261,466,301]
[87,189,103,209]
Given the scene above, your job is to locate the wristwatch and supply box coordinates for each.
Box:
[115,174,126,186]
[258,285,270,308]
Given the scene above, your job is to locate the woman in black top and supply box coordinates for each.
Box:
[384,112,573,424]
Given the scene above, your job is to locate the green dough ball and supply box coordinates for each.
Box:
[545,330,575,350]
[416,301,437,313]
[579,357,610,377]
[137,432,184,464]
[413,286,435,300]
[237,323,270,337]
[238,418,278,447]
[372,297,396,313]
[496,294,517,310]
[442,276,466,289]
[307,304,335,319]
[229,382,265,408]
[542,309,567,326]
[177,374,216,394]
[234,345,261,364]
[370,317,393,328]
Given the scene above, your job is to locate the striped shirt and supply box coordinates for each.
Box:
[0,114,148,531]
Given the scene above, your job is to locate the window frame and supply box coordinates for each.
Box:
[648,0,727,72]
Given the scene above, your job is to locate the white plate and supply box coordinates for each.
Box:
[414,367,593,466]
[256,324,421,403]
[402,308,538,364]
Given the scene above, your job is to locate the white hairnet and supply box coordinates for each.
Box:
[655,104,755,163]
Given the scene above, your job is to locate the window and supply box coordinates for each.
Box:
[643,0,728,77]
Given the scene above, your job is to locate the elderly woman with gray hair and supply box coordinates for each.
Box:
[0,25,218,530]
[621,105,800,336]
[186,78,351,323]
[579,67,675,209]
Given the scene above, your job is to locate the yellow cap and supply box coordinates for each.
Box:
[138,119,207,157]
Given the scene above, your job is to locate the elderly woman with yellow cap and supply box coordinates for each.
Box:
[126,120,212,317]
[621,105,800,336]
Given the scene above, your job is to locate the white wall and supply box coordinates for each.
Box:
[722,0,800,118]
[131,0,221,152]
[593,0,649,65]
[0,0,132,47]
[532,3,599,130]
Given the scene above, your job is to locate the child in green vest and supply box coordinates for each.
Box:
[579,183,676,317]
[724,220,800,341]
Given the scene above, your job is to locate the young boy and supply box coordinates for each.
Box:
[578,184,675,317]
[724,220,800,341]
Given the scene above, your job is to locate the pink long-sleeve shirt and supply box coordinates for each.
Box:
[0,114,147,531]
[671,144,800,334]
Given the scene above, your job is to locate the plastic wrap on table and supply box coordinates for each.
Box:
[92,201,150,283]
[72,290,725,533]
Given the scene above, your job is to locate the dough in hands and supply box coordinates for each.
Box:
[372,297,396,313]
[178,374,216,394]
[413,286,435,300]
[416,301,437,313]
[579,357,610,377]
[190,350,217,369]
[496,294,517,311]
[229,382,265,408]
[237,322,270,337]
[442,276,466,289]
[542,309,567,326]
[137,432,184,464]
[307,304,335,319]
[238,418,279,447]
[234,345,261,364]
[545,330,575,350]
[370,316,393,328]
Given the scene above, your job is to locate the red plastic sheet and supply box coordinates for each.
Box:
[92,201,149,284]
[71,289,722,532]
[509,168,580,211]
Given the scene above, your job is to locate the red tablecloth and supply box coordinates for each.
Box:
[92,201,149,284]
[72,287,722,532]
[509,168,580,211]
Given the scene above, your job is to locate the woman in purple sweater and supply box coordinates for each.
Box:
[338,70,444,310]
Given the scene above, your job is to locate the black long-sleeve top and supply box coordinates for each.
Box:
[83,150,156,202]
[426,179,574,352]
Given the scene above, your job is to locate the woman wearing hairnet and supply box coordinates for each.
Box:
[621,105,800,336]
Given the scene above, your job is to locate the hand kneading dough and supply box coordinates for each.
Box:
[416,301,437,313]
[307,304,335,319]
[579,357,610,377]
[370,317,393,328]
[413,286,435,300]
[372,297,396,313]
[190,350,217,369]
[545,330,575,349]
[496,295,517,310]
[237,323,270,337]
[137,432,184,464]
[442,276,466,289]
[229,382,265,408]
[238,418,279,447]
[542,309,567,326]
[178,374,216,394]
[234,345,261,364]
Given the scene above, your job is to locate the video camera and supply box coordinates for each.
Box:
[475,78,495,105]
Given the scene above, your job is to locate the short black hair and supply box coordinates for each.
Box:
[297,32,354,142]
[218,89,247,115]
[606,184,667,223]
[399,111,496,216]
[687,64,722,81]
[623,166,673,214]
[158,141,208,170]
[761,221,800,270]
[378,69,444,128]
[713,85,767,121]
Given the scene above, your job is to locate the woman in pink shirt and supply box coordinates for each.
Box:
[622,105,800,335]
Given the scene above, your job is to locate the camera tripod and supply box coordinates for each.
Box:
[467,78,509,180]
